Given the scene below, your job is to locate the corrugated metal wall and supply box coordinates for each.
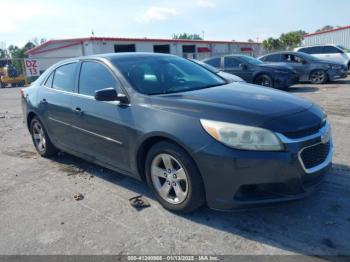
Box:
[303,28,350,48]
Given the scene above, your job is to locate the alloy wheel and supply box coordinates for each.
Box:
[311,70,326,84]
[150,153,189,204]
[32,121,46,152]
[257,76,272,87]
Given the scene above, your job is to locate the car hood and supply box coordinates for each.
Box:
[149,83,322,133]
[217,71,245,82]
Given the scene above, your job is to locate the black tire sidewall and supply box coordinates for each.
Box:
[30,117,57,157]
[255,74,273,87]
[145,141,205,213]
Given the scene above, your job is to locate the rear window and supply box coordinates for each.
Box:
[299,46,322,54]
[323,46,342,54]
[52,63,77,92]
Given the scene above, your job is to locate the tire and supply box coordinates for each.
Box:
[30,117,58,157]
[145,141,205,213]
[254,74,274,88]
[310,70,328,84]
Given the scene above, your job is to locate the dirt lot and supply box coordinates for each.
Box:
[0,78,350,257]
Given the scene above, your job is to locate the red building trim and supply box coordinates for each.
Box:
[27,41,83,55]
[304,25,350,38]
[26,36,260,55]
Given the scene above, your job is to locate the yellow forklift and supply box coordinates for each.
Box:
[0,60,26,88]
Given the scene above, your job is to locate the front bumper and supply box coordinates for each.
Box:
[194,122,333,210]
[328,68,348,80]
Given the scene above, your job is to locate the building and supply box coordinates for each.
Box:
[303,25,350,48]
[25,36,262,72]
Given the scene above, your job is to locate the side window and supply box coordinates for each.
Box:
[224,57,240,68]
[205,58,220,68]
[323,46,342,54]
[79,61,118,97]
[299,46,322,54]
[52,63,77,92]
[264,54,281,62]
[44,72,54,88]
[283,54,305,64]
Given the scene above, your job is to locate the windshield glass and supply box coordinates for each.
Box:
[337,45,350,53]
[112,55,226,95]
[240,56,263,65]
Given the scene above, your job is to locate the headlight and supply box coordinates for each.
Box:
[200,119,284,151]
[330,64,342,70]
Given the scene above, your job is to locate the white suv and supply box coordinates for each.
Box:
[295,45,350,70]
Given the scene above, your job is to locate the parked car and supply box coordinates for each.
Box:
[190,59,245,83]
[202,55,299,90]
[259,51,348,84]
[22,53,333,213]
[295,45,350,70]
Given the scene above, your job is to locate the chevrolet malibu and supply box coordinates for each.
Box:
[21,53,333,213]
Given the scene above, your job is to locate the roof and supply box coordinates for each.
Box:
[25,36,261,55]
[305,25,350,38]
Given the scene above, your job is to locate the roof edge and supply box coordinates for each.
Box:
[305,25,350,38]
[25,36,261,55]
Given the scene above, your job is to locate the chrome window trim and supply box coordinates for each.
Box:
[48,117,123,145]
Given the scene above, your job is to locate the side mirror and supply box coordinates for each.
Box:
[239,63,248,70]
[94,88,129,104]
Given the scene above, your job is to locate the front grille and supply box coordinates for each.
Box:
[300,141,331,169]
[284,121,326,139]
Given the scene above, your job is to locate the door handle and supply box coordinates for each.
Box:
[40,98,48,105]
[74,107,84,115]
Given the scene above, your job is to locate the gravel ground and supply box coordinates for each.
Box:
[0,78,349,257]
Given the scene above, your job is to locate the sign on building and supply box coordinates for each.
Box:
[24,59,40,77]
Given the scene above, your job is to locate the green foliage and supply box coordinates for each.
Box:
[262,30,307,52]
[316,25,334,32]
[172,33,203,40]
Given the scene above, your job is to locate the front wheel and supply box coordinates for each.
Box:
[145,141,205,213]
[30,117,58,157]
[254,74,273,88]
[310,70,328,84]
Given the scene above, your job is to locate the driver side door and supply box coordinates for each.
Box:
[70,60,134,173]
[223,57,252,82]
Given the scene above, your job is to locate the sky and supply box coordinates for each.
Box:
[1,0,350,48]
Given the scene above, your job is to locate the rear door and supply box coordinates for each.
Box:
[322,45,348,64]
[223,56,253,82]
[70,60,133,172]
[38,62,78,148]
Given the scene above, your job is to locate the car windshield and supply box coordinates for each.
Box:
[337,45,350,53]
[112,55,226,95]
[240,56,263,65]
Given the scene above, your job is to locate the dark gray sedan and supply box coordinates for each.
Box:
[259,51,348,84]
[22,53,332,213]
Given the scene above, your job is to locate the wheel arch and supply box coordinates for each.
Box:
[309,69,329,81]
[135,134,200,182]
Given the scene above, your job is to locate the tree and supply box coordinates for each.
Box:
[172,33,203,40]
[262,30,306,52]
[316,25,334,32]
[247,39,254,43]
[279,30,306,50]
[262,37,282,52]
[0,49,6,58]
